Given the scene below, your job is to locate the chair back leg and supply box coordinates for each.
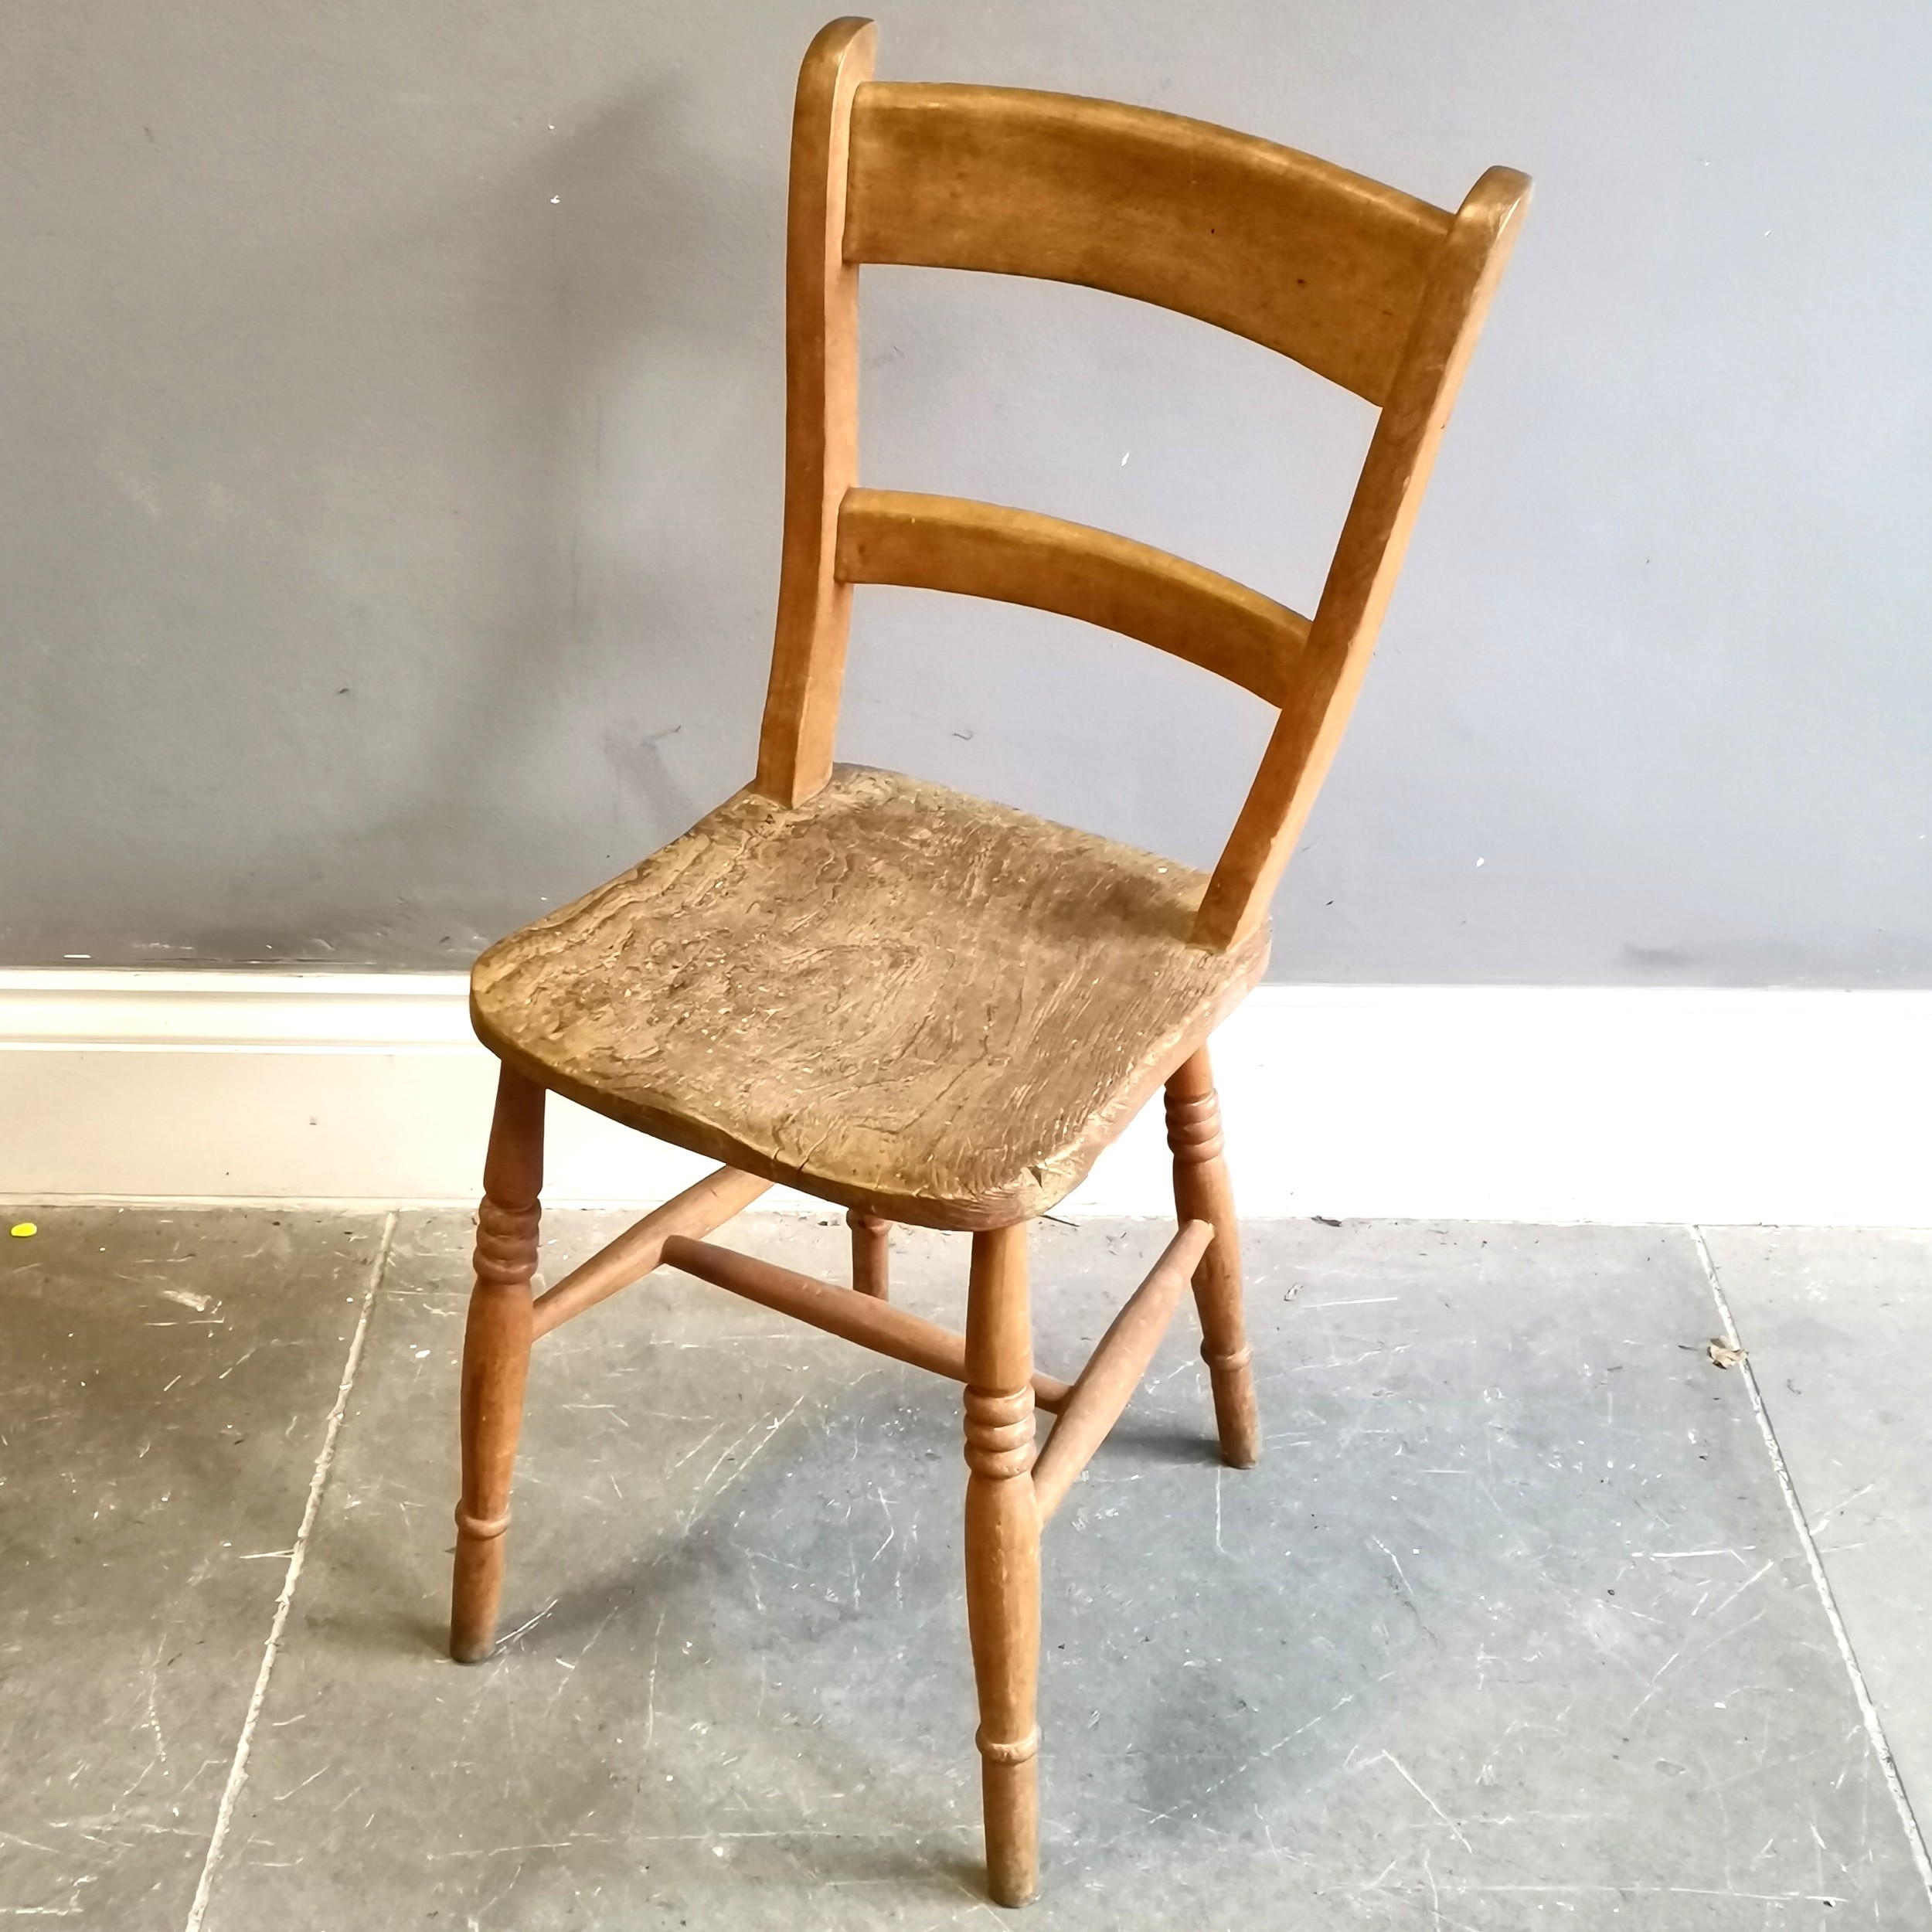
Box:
[963,1223,1042,1906]
[847,1207,891,1298]
[1165,1047,1260,1468]
[451,1064,546,1662]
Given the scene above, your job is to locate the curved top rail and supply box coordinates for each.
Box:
[843,83,1453,403]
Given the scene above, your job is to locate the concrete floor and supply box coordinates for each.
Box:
[3,1208,1928,1929]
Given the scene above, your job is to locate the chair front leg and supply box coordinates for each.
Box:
[1165,1046,1260,1468]
[963,1223,1041,1907]
[451,1063,546,1663]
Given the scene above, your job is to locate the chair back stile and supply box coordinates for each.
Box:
[754,19,874,811]
[753,15,1529,950]
[1196,165,1530,947]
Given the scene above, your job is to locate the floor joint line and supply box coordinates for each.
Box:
[181,1208,399,1932]
[1689,1223,1932,1905]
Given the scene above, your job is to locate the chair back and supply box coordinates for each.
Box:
[755,17,1530,949]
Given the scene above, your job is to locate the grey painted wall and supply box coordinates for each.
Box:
[2,2,1927,983]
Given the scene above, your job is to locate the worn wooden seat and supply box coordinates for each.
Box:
[472,764,1269,1230]
[447,14,1528,1911]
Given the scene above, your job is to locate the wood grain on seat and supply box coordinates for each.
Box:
[471,765,1269,1230]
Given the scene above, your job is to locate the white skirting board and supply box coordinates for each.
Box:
[0,971,1927,1226]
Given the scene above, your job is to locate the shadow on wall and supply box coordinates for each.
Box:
[0,65,783,968]
[338,80,767,957]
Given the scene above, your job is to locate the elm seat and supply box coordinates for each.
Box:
[470,764,1270,1230]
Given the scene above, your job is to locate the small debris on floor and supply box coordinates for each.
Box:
[1707,1337,1747,1369]
[1311,1216,1342,1227]
[9,1222,36,1237]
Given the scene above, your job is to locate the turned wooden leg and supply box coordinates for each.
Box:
[451,1063,545,1664]
[1165,1046,1260,1469]
[848,1207,890,1299]
[964,1223,1041,1907]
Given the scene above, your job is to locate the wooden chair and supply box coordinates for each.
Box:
[451,16,1528,1906]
